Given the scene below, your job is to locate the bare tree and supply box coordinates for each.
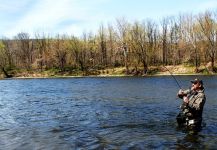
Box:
[53,34,68,71]
[107,24,117,67]
[146,20,157,65]
[98,24,107,67]
[116,17,131,73]
[15,32,34,69]
[1,39,14,68]
[198,11,216,72]
[34,33,48,71]
[168,17,181,65]
[161,17,169,65]
[130,21,148,74]
[68,36,87,71]
[181,14,201,72]
[0,40,13,77]
[0,41,7,67]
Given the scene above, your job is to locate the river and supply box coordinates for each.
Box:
[0,76,217,149]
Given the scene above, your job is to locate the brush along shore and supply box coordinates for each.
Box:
[1,64,216,79]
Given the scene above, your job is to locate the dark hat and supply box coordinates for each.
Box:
[191,78,203,85]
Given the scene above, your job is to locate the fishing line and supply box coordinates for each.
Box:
[163,66,182,89]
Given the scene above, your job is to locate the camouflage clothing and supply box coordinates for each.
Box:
[177,88,206,128]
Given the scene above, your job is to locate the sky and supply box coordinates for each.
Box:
[0,0,217,38]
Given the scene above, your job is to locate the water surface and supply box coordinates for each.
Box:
[0,76,217,149]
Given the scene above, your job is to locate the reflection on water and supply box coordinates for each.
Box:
[0,76,217,149]
[176,133,204,149]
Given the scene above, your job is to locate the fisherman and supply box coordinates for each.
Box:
[176,78,206,130]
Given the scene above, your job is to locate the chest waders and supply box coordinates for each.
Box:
[176,91,202,130]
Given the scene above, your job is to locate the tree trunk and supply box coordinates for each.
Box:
[211,57,215,72]
[2,67,12,78]
[142,61,148,74]
[195,48,199,73]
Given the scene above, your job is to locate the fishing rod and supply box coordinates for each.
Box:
[163,66,182,89]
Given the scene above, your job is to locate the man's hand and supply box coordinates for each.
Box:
[177,89,187,99]
[178,89,183,95]
[183,96,189,103]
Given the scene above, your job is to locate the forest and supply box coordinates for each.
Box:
[0,10,217,77]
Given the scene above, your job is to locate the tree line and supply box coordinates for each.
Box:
[0,10,217,76]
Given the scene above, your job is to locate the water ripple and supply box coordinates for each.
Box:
[0,76,217,149]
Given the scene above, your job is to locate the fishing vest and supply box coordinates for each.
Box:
[182,89,206,119]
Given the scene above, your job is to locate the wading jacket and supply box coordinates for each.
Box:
[178,89,206,119]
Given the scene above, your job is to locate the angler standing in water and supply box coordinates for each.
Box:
[176,78,206,130]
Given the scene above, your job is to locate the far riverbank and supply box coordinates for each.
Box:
[1,65,216,79]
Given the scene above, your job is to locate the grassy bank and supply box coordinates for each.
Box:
[0,64,216,79]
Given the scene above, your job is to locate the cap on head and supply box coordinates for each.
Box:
[191,78,203,85]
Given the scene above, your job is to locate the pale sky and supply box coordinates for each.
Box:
[0,0,217,38]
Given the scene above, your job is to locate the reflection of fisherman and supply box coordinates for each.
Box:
[176,78,206,129]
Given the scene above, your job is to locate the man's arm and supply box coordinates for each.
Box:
[188,94,206,110]
[177,89,191,99]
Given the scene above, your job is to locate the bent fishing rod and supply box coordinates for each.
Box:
[163,66,182,89]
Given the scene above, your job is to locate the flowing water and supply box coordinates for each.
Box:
[0,76,217,149]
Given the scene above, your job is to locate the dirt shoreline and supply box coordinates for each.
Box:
[1,65,216,79]
[10,73,217,79]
